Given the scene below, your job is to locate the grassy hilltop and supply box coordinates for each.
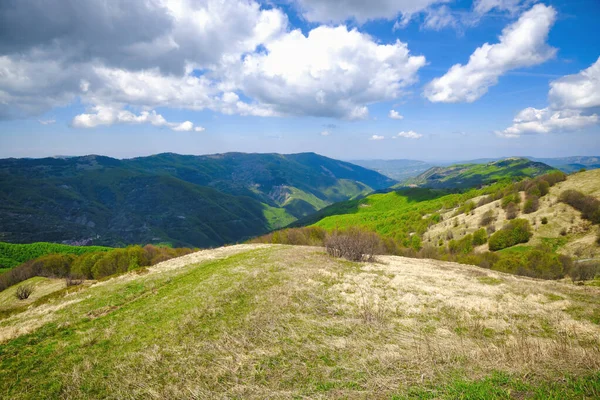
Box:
[0,245,599,398]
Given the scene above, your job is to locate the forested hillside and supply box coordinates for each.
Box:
[0,153,393,247]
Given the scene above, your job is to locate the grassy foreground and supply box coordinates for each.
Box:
[0,245,599,399]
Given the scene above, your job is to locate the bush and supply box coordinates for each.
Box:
[569,262,599,282]
[488,219,533,251]
[541,217,548,225]
[559,189,600,224]
[325,227,383,262]
[65,276,84,287]
[472,228,488,246]
[523,195,539,214]
[448,235,473,255]
[505,202,520,220]
[15,284,34,300]
[479,210,495,227]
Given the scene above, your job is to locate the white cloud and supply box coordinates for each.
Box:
[171,121,194,132]
[497,107,598,137]
[395,130,423,139]
[194,126,206,132]
[0,1,427,124]
[320,130,331,136]
[549,57,600,110]
[38,119,56,125]
[72,106,201,132]
[498,58,600,137]
[234,25,426,119]
[473,0,524,15]
[422,6,457,31]
[370,135,385,140]
[388,110,404,120]
[424,4,557,103]
[290,0,447,23]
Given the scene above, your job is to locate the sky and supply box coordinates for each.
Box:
[0,0,599,162]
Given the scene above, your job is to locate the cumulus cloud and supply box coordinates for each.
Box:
[320,130,331,136]
[0,1,427,124]
[290,0,446,23]
[194,126,206,132]
[498,58,600,137]
[394,130,423,139]
[424,4,556,103]
[370,135,385,140]
[234,25,426,119]
[389,110,404,120]
[549,57,600,110]
[72,106,199,132]
[498,108,598,138]
[0,0,287,75]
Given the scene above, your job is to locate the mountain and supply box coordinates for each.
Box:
[401,157,555,189]
[348,159,433,182]
[1,244,598,398]
[530,156,600,173]
[0,153,394,247]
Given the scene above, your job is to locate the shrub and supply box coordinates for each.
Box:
[596,228,600,246]
[569,262,599,282]
[559,189,600,224]
[560,228,567,236]
[488,219,533,251]
[448,235,473,255]
[541,217,548,225]
[505,202,520,220]
[479,210,495,227]
[325,227,383,262]
[65,276,84,287]
[523,195,539,214]
[472,228,488,246]
[15,284,34,300]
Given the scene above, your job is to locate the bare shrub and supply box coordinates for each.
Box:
[65,276,84,287]
[505,202,519,220]
[569,262,599,282]
[325,227,383,262]
[15,284,34,300]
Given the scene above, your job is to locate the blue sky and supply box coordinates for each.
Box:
[0,0,598,161]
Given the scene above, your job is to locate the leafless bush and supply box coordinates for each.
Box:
[65,276,84,287]
[325,227,383,262]
[15,284,34,300]
[569,262,599,282]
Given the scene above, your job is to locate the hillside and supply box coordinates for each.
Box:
[0,244,598,398]
[0,242,111,271]
[0,153,393,247]
[425,169,600,259]
[402,158,555,189]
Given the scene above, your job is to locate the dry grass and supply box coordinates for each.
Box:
[1,245,598,398]
[426,170,600,258]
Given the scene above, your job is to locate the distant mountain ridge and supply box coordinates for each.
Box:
[401,158,555,189]
[0,152,394,247]
[350,156,600,182]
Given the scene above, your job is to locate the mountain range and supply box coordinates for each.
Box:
[0,153,393,247]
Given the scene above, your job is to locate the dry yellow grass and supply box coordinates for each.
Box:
[424,170,600,258]
[0,245,598,398]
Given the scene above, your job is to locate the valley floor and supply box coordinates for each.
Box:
[1,245,599,399]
